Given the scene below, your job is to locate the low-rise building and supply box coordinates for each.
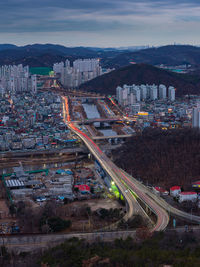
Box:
[170,186,181,197]
[153,186,169,196]
[178,192,197,203]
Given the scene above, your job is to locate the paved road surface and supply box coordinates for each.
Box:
[63,96,169,232]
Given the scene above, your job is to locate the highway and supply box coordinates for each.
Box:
[63,96,170,232]
[122,169,200,224]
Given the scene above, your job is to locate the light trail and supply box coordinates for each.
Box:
[62,95,169,232]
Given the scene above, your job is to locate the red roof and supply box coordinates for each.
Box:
[180,192,197,195]
[192,181,200,185]
[170,186,181,191]
[74,184,90,191]
[154,187,166,193]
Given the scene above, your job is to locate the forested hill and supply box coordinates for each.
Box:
[113,128,200,189]
[80,63,200,96]
[103,45,200,68]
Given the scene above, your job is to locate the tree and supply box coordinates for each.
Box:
[9,204,16,216]
[74,187,79,193]
[90,186,94,194]
[46,217,71,232]
[136,227,152,241]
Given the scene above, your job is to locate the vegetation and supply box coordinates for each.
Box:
[113,128,200,189]
[95,208,123,220]
[118,215,146,229]
[80,63,200,96]
[40,216,71,233]
[15,200,71,233]
[103,44,200,68]
[2,230,200,266]
[0,44,121,67]
[37,232,200,267]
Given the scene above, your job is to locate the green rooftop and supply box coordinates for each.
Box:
[30,67,53,76]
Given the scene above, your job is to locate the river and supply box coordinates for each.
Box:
[82,103,100,119]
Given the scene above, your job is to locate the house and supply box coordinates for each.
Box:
[153,187,169,196]
[170,186,181,197]
[179,192,197,203]
[74,184,90,194]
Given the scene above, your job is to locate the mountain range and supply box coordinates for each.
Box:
[102,45,200,68]
[1,44,200,69]
[0,44,124,67]
[0,43,200,96]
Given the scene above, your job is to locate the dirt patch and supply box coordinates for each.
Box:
[60,198,124,232]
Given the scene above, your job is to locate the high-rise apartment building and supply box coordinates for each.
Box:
[140,85,147,100]
[116,83,175,107]
[192,107,200,128]
[168,86,175,101]
[150,85,158,100]
[0,64,37,94]
[159,84,167,99]
[54,58,102,88]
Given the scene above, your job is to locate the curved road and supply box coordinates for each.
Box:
[63,96,169,232]
[122,169,200,224]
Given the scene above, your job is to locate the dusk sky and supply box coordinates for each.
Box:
[1,0,200,47]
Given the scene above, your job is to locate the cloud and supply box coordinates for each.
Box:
[0,0,200,45]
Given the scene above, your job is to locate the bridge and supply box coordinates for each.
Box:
[92,134,133,140]
[77,117,122,124]
[63,96,200,232]
[63,96,169,232]
[0,147,87,158]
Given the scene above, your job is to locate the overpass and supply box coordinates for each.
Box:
[0,147,87,158]
[77,117,123,124]
[63,95,200,230]
[63,96,170,232]
[70,96,105,100]
[92,134,133,140]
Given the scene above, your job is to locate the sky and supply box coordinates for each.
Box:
[0,0,200,47]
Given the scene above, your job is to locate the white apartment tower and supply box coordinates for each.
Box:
[58,58,102,88]
[192,107,200,128]
[150,85,158,100]
[159,84,167,99]
[53,62,64,74]
[140,85,147,100]
[132,86,141,102]
[116,86,123,104]
[168,86,175,101]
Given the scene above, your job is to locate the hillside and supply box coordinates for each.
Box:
[103,45,200,68]
[80,63,200,96]
[5,54,80,68]
[3,232,200,266]
[0,45,96,66]
[0,43,124,67]
[1,44,200,69]
[113,128,200,189]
